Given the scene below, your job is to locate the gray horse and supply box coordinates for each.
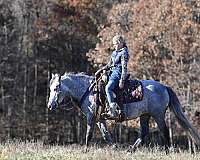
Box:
[47,73,200,149]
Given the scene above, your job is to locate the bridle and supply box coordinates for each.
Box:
[53,75,91,111]
[54,76,75,111]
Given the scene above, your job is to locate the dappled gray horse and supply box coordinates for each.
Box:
[47,73,200,148]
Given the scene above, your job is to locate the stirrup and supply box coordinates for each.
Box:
[102,112,117,119]
[106,102,118,118]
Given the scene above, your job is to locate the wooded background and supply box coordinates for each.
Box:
[0,0,200,148]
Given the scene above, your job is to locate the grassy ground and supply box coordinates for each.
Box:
[0,141,199,160]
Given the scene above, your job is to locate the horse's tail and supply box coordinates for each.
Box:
[166,86,200,146]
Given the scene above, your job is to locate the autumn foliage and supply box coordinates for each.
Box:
[86,0,200,132]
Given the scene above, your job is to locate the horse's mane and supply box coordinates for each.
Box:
[60,72,94,85]
[49,72,93,88]
[61,72,93,80]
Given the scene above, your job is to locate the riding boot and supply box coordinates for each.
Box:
[106,102,119,118]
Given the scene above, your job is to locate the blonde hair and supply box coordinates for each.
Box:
[112,34,126,45]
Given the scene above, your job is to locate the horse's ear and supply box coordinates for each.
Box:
[54,73,60,77]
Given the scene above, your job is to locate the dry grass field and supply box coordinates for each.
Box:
[0,141,199,160]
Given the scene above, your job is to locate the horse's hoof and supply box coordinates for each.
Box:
[82,146,89,153]
[111,144,118,150]
[127,145,136,153]
[133,138,142,148]
[127,138,142,152]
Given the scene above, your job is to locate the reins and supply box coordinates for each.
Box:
[79,72,105,106]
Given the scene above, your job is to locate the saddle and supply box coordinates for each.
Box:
[94,73,143,113]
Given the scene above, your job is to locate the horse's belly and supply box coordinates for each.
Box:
[123,97,148,119]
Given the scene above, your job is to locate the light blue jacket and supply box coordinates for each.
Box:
[106,46,129,81]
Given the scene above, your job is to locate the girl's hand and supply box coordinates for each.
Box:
[119,80,124,89]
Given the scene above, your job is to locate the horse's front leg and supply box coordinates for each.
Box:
[96,120,113,144]
[85,112,95,148]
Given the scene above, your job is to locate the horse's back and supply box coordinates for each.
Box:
[141,80,166,91]
[141,79,164,86]
[142,79,169,106]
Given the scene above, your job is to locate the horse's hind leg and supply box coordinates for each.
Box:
[130,115,150,152]
[154,115,170,149]
[140,114,151,146]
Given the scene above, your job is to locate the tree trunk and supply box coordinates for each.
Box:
[23,58,28,138]
[32,42,38,137]
[7,105,11,139]
[33,59,38,108]
[1,85,4,113]
[45,58,50,142]
[119,123,122,143]
[72,111,78,143]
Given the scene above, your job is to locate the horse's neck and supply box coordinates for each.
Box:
[62,75,91,101]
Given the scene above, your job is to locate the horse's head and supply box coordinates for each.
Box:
[47,73,68,110]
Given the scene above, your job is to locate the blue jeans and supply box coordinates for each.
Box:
[105,80,119,106]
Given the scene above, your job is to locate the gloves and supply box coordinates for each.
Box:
[119,79,124,89]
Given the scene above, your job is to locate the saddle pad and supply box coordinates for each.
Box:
[115,79,143,104]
